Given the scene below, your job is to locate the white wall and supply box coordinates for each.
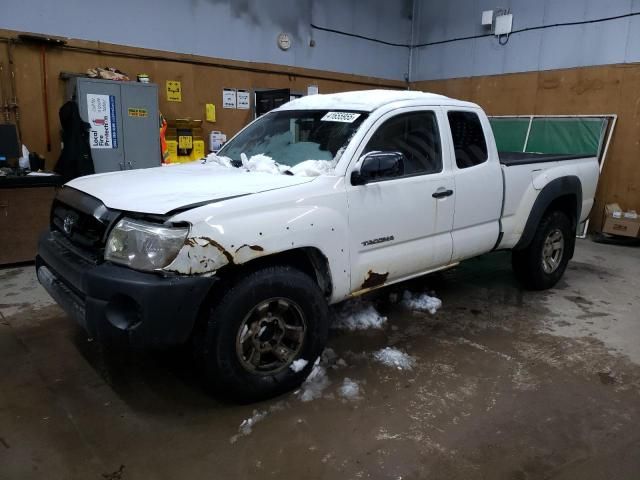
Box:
[6,0,634,83]
[0,0,412,81]
[412,0,640,81]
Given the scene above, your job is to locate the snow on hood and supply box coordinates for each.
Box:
[66,161,316,215]
[206,153,336,177]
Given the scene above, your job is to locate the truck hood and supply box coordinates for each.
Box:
[66,163,316,215]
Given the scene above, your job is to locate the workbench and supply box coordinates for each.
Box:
[0,175,64,265]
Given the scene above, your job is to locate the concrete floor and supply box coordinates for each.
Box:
[1,239,639,480]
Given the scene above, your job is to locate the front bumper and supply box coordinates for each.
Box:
[36,230,216,348]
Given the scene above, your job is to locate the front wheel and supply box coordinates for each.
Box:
[512,210,573,290]
[200,266,329,402]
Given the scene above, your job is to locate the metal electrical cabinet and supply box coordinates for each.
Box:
[67,78,160,173]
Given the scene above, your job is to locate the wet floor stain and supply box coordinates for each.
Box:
[1,244,640,479]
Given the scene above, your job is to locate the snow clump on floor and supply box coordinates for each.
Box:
[332,300,387,330]
[230,409,267,443]
[290,358,309,372]
[373,347,416,370]
[339,378,362,400]
[401,290,442,314]
[297,362,330,402]
[230,402,287,443]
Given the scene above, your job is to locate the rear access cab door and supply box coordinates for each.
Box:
[345,106,456,292]
[443,108,503,261]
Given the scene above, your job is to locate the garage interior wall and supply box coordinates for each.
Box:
[0,0,413,81]
[0,30,404,170]
[0,0,412,172]
[1,0,640,230]
[411,0,640,229]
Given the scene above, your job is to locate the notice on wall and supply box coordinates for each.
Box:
[223,88,237,109]
[128,107,148,118]
[236,89,250,109]
[178,135,193,150]
[87,94,118,149]
[166,80,182,102]
[205,103,216,123]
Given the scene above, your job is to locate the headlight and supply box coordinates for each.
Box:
[105,218,189,272]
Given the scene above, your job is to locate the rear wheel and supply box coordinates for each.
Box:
[199,265,329,402]
[512,210,573,290]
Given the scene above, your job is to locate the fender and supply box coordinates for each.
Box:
[513,176,582,252]
[162,176,352,302]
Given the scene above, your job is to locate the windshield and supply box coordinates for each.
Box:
[218,110,368,171]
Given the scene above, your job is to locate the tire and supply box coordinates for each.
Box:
[512,210,573,290]
[199,265,329,402]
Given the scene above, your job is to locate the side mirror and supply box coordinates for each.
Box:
[351,151,405,185]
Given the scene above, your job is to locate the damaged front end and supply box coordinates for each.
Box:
[104,218,190,272]
[163,236,235,275]
[162,234,267,276]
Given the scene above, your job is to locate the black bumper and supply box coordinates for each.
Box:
[36,230,216,348]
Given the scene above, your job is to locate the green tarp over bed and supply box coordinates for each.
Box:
[489,117,608,156]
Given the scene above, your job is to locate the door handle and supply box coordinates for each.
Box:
[432,189,454,199]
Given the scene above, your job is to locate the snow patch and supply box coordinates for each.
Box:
[230,401,287,443]
[241,153,289,174]
[321,347,338,366]
[230,409,267,443]
[373,347,415,370]
[332,300,387,330]
[205,152,334,177]
[401,291,442,314]
[290,359,309,372]
[298,365,330,402]
[288,159,335,177]
[339,378,361,400]
[203,153,233,168]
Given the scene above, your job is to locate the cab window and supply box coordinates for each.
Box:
[363,111,442,177]
[447,111,488,169]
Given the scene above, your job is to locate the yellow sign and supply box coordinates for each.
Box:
[166,80,182,102]
[178,135,193,149]
[206,103,216,123]
[192,140,205,159]
[128,107,148,118]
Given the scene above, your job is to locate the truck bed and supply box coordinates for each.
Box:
[499,151,588,167]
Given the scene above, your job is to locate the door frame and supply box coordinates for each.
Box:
[344,105,457,292]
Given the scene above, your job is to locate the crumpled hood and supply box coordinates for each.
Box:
[66,162,315,214]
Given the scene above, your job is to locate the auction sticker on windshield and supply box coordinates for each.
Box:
[321,112,361,123]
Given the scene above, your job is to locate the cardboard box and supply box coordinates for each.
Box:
[602,203,640,237]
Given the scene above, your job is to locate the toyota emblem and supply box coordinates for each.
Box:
[63,215,76,234]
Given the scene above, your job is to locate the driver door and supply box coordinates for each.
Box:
[346,107,455,292]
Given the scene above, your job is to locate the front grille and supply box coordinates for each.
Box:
[52,200,105,249]
[49,188,119,262]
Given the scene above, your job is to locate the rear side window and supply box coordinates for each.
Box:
[448,111,488,169]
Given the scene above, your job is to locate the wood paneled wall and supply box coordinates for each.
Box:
[414,65,640,230]
[2,28,638,231]
[0,29,403,171]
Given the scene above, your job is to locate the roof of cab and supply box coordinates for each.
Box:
[277,89,478,112]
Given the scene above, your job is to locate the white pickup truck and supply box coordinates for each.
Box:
[37,90,599,401]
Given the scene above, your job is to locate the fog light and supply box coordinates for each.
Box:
[105,295,140,330]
